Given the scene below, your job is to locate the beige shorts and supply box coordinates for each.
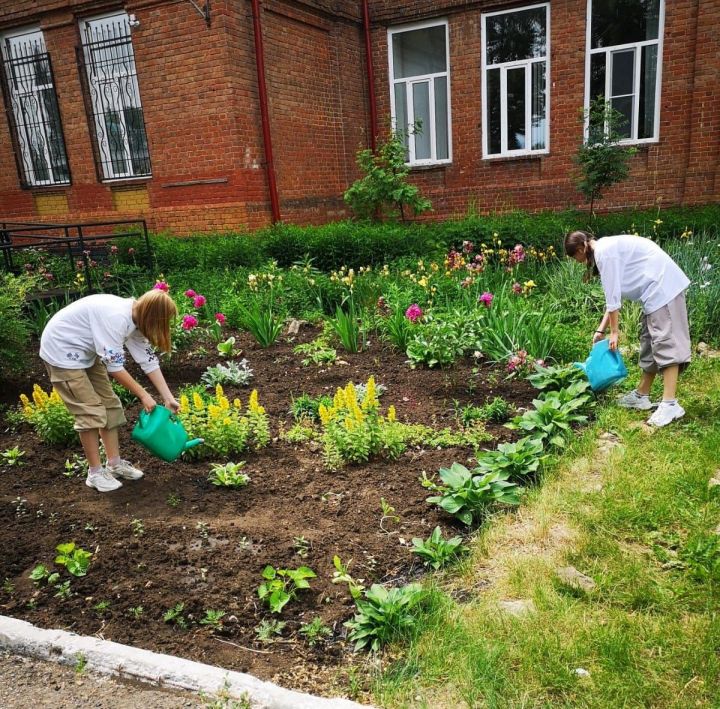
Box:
[639,292,692,374]
[44,358,126,432]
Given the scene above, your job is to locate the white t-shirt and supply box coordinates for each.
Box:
[40,294,160,374]
[593,235,690,314]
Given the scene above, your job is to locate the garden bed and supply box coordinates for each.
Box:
[0,326,534,693]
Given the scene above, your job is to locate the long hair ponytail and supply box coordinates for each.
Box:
[564,230,598,281]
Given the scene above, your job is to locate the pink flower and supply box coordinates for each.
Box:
[479,291,494,308]
[43,272,54,281]
[509,244,526,266]
[535,358,545,368]
[405,304,423,322]
[181,314,198,330]
[184,289,196,298]
[153,280,169,292]
[462,240,474,254]
[193,294,206,308]
[512,282,522,294]
[109,245,118,255]
[215,312,226,325]
[128,247,136,256]
[461,277,473,288]
[76,260,84,270]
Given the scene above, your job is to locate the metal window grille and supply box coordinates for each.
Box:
[80,14,151,180]
[1,31,71,187]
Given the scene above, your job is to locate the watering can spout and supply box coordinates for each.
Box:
[184,438,204,451]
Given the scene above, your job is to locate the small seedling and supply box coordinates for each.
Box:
[84,522,97,533]
[257,565,316,614]
[216,336,241,358]
[13,497,28,517]
[196,521,210,541]
[54,542,92,577]
[411,526,467,569]
[380,497,400,531]
[331,555,365,600]
[130,518,145,537]
[254,618,286,643]
[200,609,226,631]
[163,602,188,629]
[74,653,87,674]
[93,600,111,615]
[293,535,311,559]
[2,578,14,595]
[167,492,182,508]
[64,454,88,478]
[208,462,250,488]
[2,446,25,466]
[54,580,72,600]
[299,617,332,647]
[128,605,144,620]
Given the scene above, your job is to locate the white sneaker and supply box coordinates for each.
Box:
[108,459,144,481]
[617,390,657,410]
[647,401,685,428]
[86,470,123,492]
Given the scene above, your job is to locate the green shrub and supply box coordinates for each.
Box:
[0,274,33,376]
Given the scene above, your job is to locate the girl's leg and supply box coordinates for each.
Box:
[99,426,120,461]
[78,429,102,468]
[636,370,656,396]
[661,364,679,400]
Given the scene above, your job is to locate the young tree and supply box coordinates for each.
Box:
[575,98,637,216]
[344,127,432,222]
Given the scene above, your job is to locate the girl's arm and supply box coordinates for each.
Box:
[607,309,620,351]
[110,368,156,412]
[145,368,180,412]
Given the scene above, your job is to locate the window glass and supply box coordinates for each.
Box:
[486,6,546,64]
[591,0,660,49]
[531,62,546,150]
[486,68,501,154]
[638,44,657,139]
[412,82,431,160]
[393,25,446,78]
[434,76,449,159]
[506,67,526,150]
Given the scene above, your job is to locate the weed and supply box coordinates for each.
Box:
[200,609,227,631]
[299,617,332,646]
[74,653,87,674]
[93,600,111,616]
[411,526,467,569]
[196,522,210,541]
[130,518,145,537]
[293,339,337,366]
[163,602,188,629]
[167,492,182,508]
[63,454,88,478]
[13,497,28,517]
[128,605,144,620]
[380,497,400,530]
[331,555,365,600]
[293,536,311,559]
[54,542,92,577]
[2,578,15,595]
[254,618,287,643]
[53,580,72,600]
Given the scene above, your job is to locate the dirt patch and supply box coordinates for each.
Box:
[0,327,534,693]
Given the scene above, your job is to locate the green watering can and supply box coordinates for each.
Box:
[131,405,204,462]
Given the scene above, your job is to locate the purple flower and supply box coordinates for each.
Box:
[184,289,196,298]
[479,291,494,308]
[215,312,226,325]
[462,240,474,254]
[405,304,423,323]
[181,314,198,331]
[193,294,206,308]
[153,280,169,292]
[512,282,522,294]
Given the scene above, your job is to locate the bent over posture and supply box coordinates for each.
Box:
[565,231,691,427]
[40,289,179,491]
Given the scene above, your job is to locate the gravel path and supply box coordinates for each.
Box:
[0,652,209,708]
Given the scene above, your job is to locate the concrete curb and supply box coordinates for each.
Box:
[0,615,371,708]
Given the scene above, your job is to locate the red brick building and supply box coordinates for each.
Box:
[1,1,718,234]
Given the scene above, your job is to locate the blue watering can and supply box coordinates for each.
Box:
[131,405,204,462]
[574,339,628,392]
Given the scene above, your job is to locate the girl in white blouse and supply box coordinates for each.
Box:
[565,231,691,427]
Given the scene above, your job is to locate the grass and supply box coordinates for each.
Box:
[365,357,720,708]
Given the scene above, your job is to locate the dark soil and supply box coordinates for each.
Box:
[0,326,534,694]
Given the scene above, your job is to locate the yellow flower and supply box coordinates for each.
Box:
[223,417,232,426]
[192,392,205,410]
[215,384,224,400]
[387,405,396,422]
[208,404,221,420]
[233,398,242,410]
[344,417,355,431]
[344,382,358,408]
[362,377,377,411]
[418,276,428,288]
[248,389,265,414]
[318,403,331,426]
[179,394,189,413]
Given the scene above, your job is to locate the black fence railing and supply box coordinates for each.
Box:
[0,219,152,294]
[0,39,71,187]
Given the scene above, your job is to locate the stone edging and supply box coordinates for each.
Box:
[0,615,371,708]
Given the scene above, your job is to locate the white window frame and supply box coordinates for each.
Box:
[388,19,452,167]
[1,27,70,186]
[481,3,550,160]
[80,10,150,181]
[584,0,665,145]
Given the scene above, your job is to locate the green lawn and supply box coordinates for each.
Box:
[367,357,720,708]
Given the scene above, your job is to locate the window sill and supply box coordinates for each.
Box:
[24,184,71,192]
[408,163,451,173]
[482,152,547,164]
[104,176,153,188]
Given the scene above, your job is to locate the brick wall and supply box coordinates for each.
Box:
[0,0,717,234]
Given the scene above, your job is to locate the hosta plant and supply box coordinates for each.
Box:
[406,319,465,368]
[528,363,588,392]
[201,360,253,388]
[506,389,589,448]
[258,565,316,614]
[474,437,547,480]
[178,385,270,459]
[425,462,521,525]
[318,377,405,469]
[345,583,425,652]
[208,461,250,488]
[54,542,92,577]
[19,385,76,445]
[411,526,467,570]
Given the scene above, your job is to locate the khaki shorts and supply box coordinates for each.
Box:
[44,358,126,432]
[639,292,692,374]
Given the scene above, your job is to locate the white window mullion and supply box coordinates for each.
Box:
[406,81,416,163]
[525,63,532,152]
[428,77,436,161]
[632,46,641,140]
[500,68,508,153]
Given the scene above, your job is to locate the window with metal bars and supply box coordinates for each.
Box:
[1,29,70,187]
[80,12,151,180]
